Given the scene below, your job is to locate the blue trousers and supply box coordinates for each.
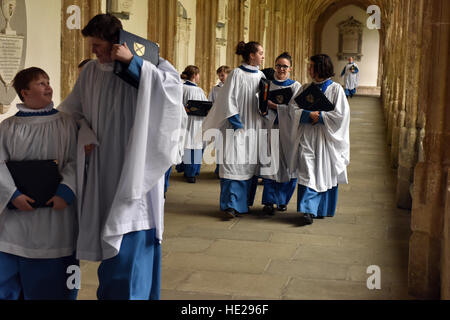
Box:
[297,185,339,218]
[97,229,161,300]
[262,178,297,207]
[220,177,258,214]
[0,252,79,300]
[176,149,203,178]
[345,88,356,97]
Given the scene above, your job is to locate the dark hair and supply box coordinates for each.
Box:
[276,52,293,66]
[217,65,231,75]
[235,41,262,64]
[78,59,92,69]
[181,65,200,81]
[261,68,275,81]
[310,54,335,79]
[13,67,49,102]
[81,14,123,43]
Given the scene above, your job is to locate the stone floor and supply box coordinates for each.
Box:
[77,96,413,300]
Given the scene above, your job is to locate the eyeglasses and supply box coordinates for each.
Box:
[275,64,290,70]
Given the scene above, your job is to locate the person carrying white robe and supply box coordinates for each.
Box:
[175,65,208,184]
[261,52,302,216]
[341,56,360,98]
[278,54,350,225]
[202,41,265,219]
[0,67,78,300]
[58,14,185,300]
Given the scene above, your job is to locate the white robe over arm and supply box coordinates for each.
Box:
[59,58,185,261]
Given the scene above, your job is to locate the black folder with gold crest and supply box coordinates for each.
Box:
[114,29,160,88]
[268,88,294,105]
[6,160,62,210]
[258,78,271,116]
[186,100,213,117]
[294,84,335,112]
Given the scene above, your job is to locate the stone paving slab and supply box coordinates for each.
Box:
[176,270,289,299]
[76,96,413,300]
[162,252,269,274]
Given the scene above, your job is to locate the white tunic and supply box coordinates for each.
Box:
[261,79,302,182]
[278,81,350,192]
[183,82,208,150]
[59,58,185,261]
[208,82,224,103]
[0,108,78,259]
[342,63,360,90]
[202,64,265,181]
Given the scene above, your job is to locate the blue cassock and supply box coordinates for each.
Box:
[297,79,339,218]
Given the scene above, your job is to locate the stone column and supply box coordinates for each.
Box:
[60,0,101,100]
[443,168,450,299]
[195,0,219,92]
[148,0,177,64]
[226,0,245,67]
[174,2,192,72]
[409,0,450,299]
[396,0,424,209]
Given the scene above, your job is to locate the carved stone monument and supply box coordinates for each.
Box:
[0,0,26,114]
[337,16,363,61]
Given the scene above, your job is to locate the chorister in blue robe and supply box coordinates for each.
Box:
[296,79,340,218]
[176,80,208,182]
[261,77,302,213]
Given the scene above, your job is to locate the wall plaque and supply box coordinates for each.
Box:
[337,16,363,61]
[0,0,26,114]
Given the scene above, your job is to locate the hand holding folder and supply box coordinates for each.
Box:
[114,29,160,88]
[294,84,335,112]
[6,160,63,210]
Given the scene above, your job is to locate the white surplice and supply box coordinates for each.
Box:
[59,58,185,261]
[202,64,265,181]
[0,108,78,259]
[278,81,350,192]
[183,82,208,150]
[260,78,302,182]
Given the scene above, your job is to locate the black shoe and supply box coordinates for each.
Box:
[314,216,325,219]
[185,176,196,183]
[263,205,275,216]
[277,205,287,212]
[303,213,314,225]
[224,208,236,219]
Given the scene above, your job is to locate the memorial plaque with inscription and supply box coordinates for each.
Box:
[0,0,26,114]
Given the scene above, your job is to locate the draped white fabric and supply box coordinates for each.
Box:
[202,65,265,181]
[260,80,302,182]
[59,58,185,261]
[278,82,350,192]
[0,111,78,259]
[208,82,224,104]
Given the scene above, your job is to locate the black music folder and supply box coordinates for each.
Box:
[6,160,62,209]
[186,100,213,117]
[258,78,271,116]
[268,88,294,105]
[294,84,335,112]
[114,29,160,88]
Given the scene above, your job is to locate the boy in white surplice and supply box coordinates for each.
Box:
[0,67,78,300]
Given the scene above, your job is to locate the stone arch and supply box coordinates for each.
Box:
[314,0,383,89]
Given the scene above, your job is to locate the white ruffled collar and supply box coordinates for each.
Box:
[16,102,54,113]
[241,63,260,71]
